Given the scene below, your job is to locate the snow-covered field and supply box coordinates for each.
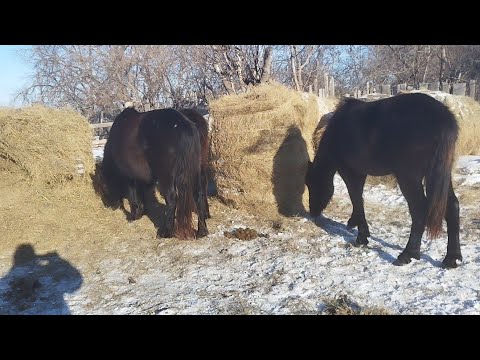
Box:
[1,148,479,315]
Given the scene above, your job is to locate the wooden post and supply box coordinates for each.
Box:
[469,80,476,99]
[428,82,440,91]
[144,103,151,112]
[329,77,335,97]
[381,84,391,95]
[313,78,318,93]
[366,81,370,95]
[309,84,313,94]
[442,82,451,93]
[452,83,466,96]
[419,83,429,90]
[324,73,329,97]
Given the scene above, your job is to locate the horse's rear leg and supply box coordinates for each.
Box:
[393,176,427,266]
[195,172,209,238]
[443,181,462,268]
[157,183,176,238]
[127,180,145,221]
[338,168,370,246]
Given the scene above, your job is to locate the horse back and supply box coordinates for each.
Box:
[324,93,458,175]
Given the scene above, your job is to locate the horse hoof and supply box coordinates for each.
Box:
[156,230,173,239]
[442,256,461,269]
[393,250,419,266]
[393,257,411,266]
[354,237,369,247]
[196,229,209,238]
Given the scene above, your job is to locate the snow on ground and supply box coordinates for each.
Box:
[1,147,479,315]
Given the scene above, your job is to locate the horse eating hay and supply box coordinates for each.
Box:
[305,93,461,268]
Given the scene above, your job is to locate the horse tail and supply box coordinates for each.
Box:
[425,118,458,239]
[174,123,202,239]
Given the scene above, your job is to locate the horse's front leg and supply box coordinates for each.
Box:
[157,183,176,238]
[127,179,145,221]
[338,168,370,246]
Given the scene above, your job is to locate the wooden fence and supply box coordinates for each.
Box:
[309,73,336,98]
[348,80,477,100]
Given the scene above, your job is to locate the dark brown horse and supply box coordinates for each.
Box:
[305,93,461,268]
[179,108,210,218]
[101,107,208,239]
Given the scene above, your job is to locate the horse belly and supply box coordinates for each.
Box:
[114,147,152,183]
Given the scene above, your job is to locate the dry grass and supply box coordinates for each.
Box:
[210,82,339,218]
[443,95,480,156]
[0,105,94,186]
[323,294,391,315]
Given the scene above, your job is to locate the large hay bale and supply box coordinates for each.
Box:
[209,83,323,216]
[0,105,94,185]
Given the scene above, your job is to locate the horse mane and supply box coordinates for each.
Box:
[335,96,364,112]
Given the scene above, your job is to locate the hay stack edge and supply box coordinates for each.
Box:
[209,83,338,217]
[0,105,94,185]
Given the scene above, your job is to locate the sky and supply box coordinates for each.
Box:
[0,45,32,107]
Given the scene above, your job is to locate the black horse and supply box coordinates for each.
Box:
[305,93,461,268]
[101,107,208,239]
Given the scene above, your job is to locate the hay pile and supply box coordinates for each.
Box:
[210,83,336,217]
[0,105,94,185]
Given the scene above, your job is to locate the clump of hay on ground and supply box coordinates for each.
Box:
[0,105,94,186]
[322,294,391,315]
[210,83,326,217]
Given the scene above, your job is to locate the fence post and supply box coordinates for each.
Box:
[309,85,313,94]
[324,73,329,97]
[419,83,429,90]
[442,82,451,93]
[329,76,335,97]
[380,84,391,95]
[366,81,370,95]
[144,103,151,112]
[452,83,466,96]
[469,80,476,99]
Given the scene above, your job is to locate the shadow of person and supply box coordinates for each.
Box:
[0,244,83,315]
[272,125,309,216]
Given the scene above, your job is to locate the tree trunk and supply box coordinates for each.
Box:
[260,47,273,83]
